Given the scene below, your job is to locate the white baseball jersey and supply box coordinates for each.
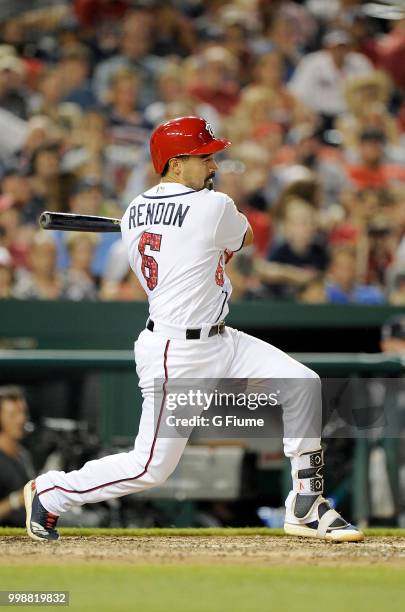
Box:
[120,182,249,327]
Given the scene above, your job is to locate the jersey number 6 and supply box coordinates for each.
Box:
[138,231,162,290]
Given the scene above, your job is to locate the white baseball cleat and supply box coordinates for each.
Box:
[24,480,60,542]
[284,495,364,542]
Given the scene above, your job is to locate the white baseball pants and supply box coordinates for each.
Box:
[36,326,321,514]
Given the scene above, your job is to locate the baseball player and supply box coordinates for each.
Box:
[24,117,363,542]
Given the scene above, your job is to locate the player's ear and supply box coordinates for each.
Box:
[168,157,182,176]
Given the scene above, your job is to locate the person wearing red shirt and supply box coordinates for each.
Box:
[188,46,240,116]
[347,128,405,190]
[74,0,129,30]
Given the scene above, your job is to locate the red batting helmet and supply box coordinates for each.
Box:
[150,116,231,174]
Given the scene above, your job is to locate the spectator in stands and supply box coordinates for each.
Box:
[20,116,59,167]
[60,45,96,111]
[32,68,64,122]
[0,246,14,298]
[330,187,379,247]
[104,68,147,137]
[377,16,405,132]
[1,167,44,226]
[0,1,403,307]
[187,46,241,117]
[0,51,27,120]
[53,178,119,280]
[360,216,396,289]
[103,68,152,194]
[337,71,400,155]
[347,128,405,190]
[93,9,160,109]
[271,170,323,217]
[250,122,285,166]
[266,197,328,299]
[251,51,298,127]
[388,269,405,305]
[227,142,271,211]
[29,143,67,213]
[0,386,34,527]
[283,127,351,209]
[14,231,61,299]
[376,18,405,94]
[62,232,98,300]
[216,161,272,257]
[144,61,220,131]
[68,177,104,218]
[254,8,305,80]
[218,6,253,83]
[236,86,280,139]
[297,275,328,304]
[149,1,196,58]
[64,110,107,179]
[144,62,184,127]
[253,195,325,299]
[289,30,372,131]
[73,0,130,31]
[0,105,27,167]
[326,246,386,304]
[0,194,32,269]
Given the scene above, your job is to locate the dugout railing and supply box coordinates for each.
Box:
[0,347,403,526]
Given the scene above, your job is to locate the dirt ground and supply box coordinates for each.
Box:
[1,536,405,567]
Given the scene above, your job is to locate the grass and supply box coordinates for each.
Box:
[2,528,405,611]
[1,526,405,537]
[0,565,404,612]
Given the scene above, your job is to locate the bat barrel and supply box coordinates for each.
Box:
[39,211,121,232]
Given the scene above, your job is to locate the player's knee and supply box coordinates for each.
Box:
[301,366,321,395]
[302,366,320,382]
[289,360,320,383]
[147,462,176,487]
[289,363,321,399]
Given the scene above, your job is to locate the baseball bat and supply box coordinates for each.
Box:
[40,177,215,232]
[39,211,121,232]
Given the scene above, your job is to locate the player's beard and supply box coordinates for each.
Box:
[204,173,215,190]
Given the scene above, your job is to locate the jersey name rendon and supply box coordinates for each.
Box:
[128,201,190,229]
[121,183,248,328]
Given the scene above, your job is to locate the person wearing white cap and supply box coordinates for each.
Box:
[289,29,372,127]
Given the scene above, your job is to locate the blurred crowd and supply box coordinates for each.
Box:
[0,0,405,304]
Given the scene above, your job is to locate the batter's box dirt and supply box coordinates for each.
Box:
[1,536,405,567]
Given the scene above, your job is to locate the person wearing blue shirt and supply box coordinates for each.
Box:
[53,178,120,279]
[326,247,386,305]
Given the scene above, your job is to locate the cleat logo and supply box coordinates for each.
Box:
[310,478,323,492]
[31,522,49,536]
[310,451,323,467]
